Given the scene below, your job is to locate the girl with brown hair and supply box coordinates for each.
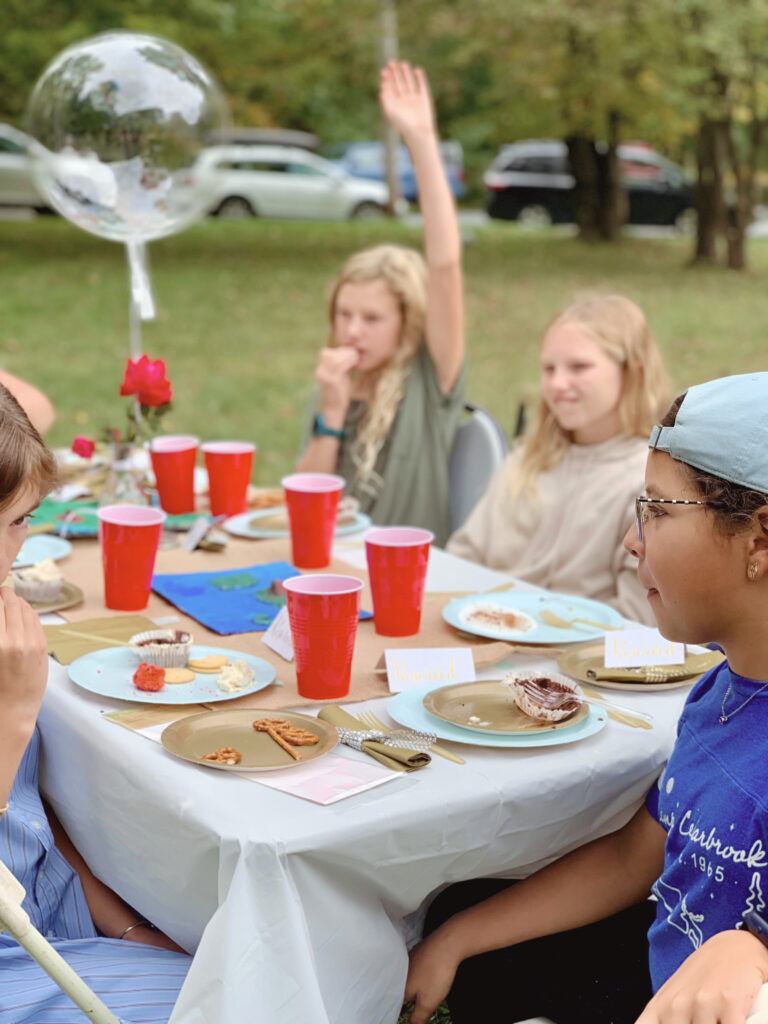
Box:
[0,384,190,1021]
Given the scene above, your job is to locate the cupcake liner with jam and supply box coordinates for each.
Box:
[129,629,193,668]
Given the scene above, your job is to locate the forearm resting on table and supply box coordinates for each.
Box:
[46,805,185,952]
[433,807,665,964]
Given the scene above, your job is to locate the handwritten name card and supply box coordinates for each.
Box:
[262,606,294,661]
[604,627,685,668]
[385,648,476,693]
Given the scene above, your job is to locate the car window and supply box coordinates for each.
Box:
[501,154,568,173]
[0,138,25,155]
[218,160,289,173]
[287,163,328,177]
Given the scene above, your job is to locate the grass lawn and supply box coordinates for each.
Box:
[2,216,768,488]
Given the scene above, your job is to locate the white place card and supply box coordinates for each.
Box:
[604,627,685,668]
[262,606,294,661]
[385,647,476,693]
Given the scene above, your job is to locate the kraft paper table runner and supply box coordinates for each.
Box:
[52,537,524,709]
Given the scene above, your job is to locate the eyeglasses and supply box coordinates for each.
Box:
[635,496,725,542]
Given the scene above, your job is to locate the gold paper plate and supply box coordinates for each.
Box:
[161,708,338,772]
[422,680,588,735]
[30,580,84,615]
[557,641,724,692]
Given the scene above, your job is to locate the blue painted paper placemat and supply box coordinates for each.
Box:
[151,562,298,634]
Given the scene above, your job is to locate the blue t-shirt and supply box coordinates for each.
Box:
[646,660,768,990]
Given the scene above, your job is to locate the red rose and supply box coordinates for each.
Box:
[71,435,96,459]
[120,355,172,407]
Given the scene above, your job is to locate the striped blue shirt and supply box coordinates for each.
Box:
[0,730,190,1023]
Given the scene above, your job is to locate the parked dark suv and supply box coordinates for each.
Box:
[483,139,693,227]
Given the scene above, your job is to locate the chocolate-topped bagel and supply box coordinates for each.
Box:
[504,671,583,723]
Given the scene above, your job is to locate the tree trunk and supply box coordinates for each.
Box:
[596,111,627,241]
[694,118,724,264]
[566,132,626,241]
[566,134,601,241]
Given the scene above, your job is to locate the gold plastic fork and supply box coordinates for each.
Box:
[356,711,466,765]
[539,610,620,632]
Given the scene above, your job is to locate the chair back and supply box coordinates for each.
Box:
[449,402,509,533]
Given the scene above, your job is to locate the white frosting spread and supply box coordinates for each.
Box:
[18,558,63,583]
[216,659,256,693]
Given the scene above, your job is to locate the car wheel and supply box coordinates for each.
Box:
[216,196,255,219]
[517,204,553,227]
[674,207,697,234]
[351,201,386,220]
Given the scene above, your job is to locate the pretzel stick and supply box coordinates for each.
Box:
[266,726,301,761]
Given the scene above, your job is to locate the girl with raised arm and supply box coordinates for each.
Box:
[296,61,465,546]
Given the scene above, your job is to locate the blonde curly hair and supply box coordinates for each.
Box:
[328,244,427,485]
[512,293,668,498]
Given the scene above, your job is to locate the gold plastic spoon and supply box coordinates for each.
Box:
[539,610,620,632]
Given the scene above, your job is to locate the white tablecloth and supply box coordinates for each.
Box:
[37,548,687,1024]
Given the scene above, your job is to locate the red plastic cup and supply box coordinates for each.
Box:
[150,435,198,514]
[283,574,363,699]
[364,527,434,636]
[97,505,166,611]
[281,473,345,569]
[202,441,255,517]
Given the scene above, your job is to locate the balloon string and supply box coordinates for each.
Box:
[126,240,155,325]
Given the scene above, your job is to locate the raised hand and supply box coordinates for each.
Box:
[380,61,436,143]
[315,347,360,423]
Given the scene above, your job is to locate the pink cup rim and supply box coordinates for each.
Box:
[281,472,345,494]
[150,435,199,453]
[283,574,364,596]
[97,505,167,527]
[201,441,256,455]
[363,527,434,547]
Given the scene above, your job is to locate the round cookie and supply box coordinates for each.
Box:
[188,654,230,673]
[164,667,196,684]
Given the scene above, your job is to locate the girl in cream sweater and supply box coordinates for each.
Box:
[447,294,667,623]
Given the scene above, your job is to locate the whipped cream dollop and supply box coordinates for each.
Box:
[217,659,256,693]
[17,558,63,583]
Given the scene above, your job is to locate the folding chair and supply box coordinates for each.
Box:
[448,401,509,533]
[0,858,120,1024]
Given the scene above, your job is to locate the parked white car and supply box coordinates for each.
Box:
[0,130,48,209]
[192,144,406,220]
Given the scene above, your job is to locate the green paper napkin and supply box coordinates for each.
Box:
[318,705,431,772]
[587,650,723,683]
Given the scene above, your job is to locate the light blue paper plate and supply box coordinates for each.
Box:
[387,681,608,749]
[68,644,276,705]
[14,535,73,568]
[223,508,372,540]
[442,591,624,645]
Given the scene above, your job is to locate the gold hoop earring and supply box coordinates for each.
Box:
[748,562,759,581]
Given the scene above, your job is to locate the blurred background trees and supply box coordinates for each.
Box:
[4,0,768,267]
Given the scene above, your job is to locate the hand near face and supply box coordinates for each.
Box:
[0,586,48,722]
[635,930,768,1024]
[315,346,360,421]
[380,61,436,142]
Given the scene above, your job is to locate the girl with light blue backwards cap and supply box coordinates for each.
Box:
[404,373,768,1024]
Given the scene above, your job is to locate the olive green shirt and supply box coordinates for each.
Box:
[325,346,466,546]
